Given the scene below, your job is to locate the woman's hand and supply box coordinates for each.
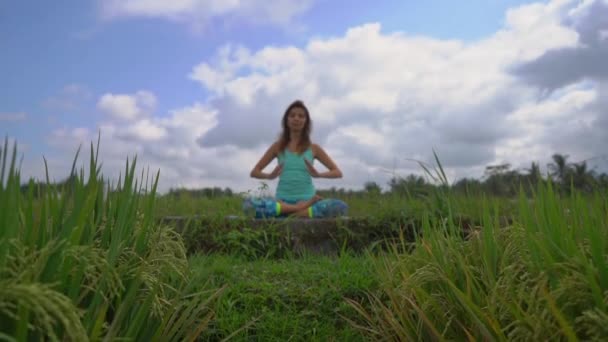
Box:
[310,194,323,203]
[267,163,283,179]
[304,159,320,178]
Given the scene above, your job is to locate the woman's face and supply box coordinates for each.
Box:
[286,107,308,131]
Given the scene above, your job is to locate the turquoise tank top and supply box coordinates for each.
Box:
[276,147,315,201]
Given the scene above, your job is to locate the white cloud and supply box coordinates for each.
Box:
[99,0,315,29]
[29,0,608,193]
[121,119,167,141]
[508,0,608,173]
[191,0,580,185]
[41,102,229,192]
[97,91,157,121]
[0,112,27,122]
[498,81,598,166]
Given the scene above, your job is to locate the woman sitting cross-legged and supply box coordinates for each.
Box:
[244,100,348,219]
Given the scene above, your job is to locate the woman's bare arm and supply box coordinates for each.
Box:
[250,142,282,179]
[306,144,342,178]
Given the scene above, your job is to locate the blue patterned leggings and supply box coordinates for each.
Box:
[242,197,348,219]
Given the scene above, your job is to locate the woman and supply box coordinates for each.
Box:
[245,100,348,218]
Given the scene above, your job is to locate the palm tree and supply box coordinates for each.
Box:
[547,153,570,184]
[525,161,542,184]
[570,161,596,192]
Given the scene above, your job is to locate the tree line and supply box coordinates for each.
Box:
[20,153,607,198]
[161,153,607,198]
[368,153,606,197]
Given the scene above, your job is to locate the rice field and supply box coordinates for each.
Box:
[2,138,607,341]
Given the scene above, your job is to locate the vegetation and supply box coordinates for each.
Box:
[3,136,607,341]
[1,138,220,341]
[349,182,608,341]
[187,253,376,341]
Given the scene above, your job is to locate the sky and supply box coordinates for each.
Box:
[2,0,607,194]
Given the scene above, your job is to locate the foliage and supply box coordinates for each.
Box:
[7,134,608,341]
[348,180,608,341]
[0,137,220,341]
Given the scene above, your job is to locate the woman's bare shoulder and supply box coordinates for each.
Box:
[310,142,322,156]
[270,140,283,154]
[311,142,323,150]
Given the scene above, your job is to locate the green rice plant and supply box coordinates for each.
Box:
[0,137,221,341]
[348,156,608,341]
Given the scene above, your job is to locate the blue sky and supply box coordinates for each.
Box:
[2,0,607,192]
[2,0,533,117]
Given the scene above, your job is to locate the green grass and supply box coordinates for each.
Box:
[348,182,608,341]
[187,253,377,341]
[0,138,220,341]
[3,136,608,341]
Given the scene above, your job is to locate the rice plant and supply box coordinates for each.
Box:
[347,158,608,341]
[0,136,221,341]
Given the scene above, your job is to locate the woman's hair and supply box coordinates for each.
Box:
[277,100,312,154]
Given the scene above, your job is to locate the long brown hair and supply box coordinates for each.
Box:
[277,100,312,154]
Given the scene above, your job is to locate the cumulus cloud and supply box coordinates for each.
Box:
[32,0,608,193]
[511,0,608,89]
[510,0,608,169]
[119,119,167,141]
[97,91,157,121]
[98,0,315,29]
[191,0,582,185]
[42,101,242,192]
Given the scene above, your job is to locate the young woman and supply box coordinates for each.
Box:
[245,100,348,218]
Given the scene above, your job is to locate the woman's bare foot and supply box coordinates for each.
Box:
[276,195,324,217]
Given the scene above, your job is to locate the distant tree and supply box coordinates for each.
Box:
[388,174,428,197]
[525,161,542,184]
[483,163,519,196]
[363,181,382,195]
[20,173,79,199]
[452,177,483,196]
[166,186,235,198]
[548,153,570,184]
[518,161,544,194]
[318,187,350,198]
[597,173,608,190]
[569,161,595,192]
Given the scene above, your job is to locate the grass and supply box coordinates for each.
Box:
[2,137,607,341]
[347,182,608,341]
[187,253,377,341]
[0,137,220,341]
